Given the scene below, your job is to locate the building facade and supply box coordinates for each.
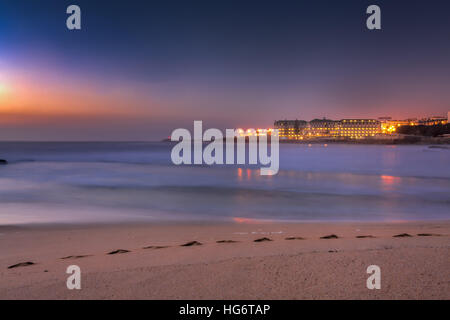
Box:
[274,118,381,139]
[378,116,448,129]
[273,120,308,139]
[337,119,381,138]
[308,119,338,137]
[417,116,448,126]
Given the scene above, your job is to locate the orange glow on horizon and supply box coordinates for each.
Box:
[232,217,262,224]
[0,68,167,126]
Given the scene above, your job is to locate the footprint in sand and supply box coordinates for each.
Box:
[143,245,169,249]
[285,237,305,240]
[216,240,239,243]
[180,241,202,247]
[320,234,339,239]
[8,262,35,269]
[393,233,412,238]
[107,249,130,255]
[60,255,91,260]
[254,237,273,242]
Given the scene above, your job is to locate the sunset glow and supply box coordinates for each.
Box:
[0,72,11,98]
[1,1,449,141]
[0,83,7,95]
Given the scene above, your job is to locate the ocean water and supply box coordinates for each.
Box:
[0,142,449,224]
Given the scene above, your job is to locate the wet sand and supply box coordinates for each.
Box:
[0,221,449,299]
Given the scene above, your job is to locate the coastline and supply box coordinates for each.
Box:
[163,136,450,145]
[278,137,450,145]
[1,220,449,299]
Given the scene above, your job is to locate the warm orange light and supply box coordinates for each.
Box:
[232,217,261,224]
[237,168,243,180]
[0,68,168,126]
[381,175,400,187]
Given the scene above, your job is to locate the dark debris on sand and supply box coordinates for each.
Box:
[216,240,239,243]
[180,241,202,247]
[417,233,441,237]
[320,234,339,239]
[8,262,35,269]
[356,235,375,239]
[254,237,273,242]
[107,249,130,255]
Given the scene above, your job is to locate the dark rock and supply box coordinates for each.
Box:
[356,235,375,239]
[0,159,7,165]
[417,233,441,237]
[216,240,238,243]
[285,237,305,240]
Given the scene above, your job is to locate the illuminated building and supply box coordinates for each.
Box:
[309,119,338,137]
[379,116,448,129]
[274,118,381,139]
[263,113,448,141]
[234,128,274,137]
[273,120,307,140]
[378,117,419,133]
[418,116,448,126]
[337,119,381,138]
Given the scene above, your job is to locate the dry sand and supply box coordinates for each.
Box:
[0,221,449,299]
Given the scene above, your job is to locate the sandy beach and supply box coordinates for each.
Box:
[0,221,449,300]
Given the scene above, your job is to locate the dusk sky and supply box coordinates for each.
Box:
[1,0,449,140]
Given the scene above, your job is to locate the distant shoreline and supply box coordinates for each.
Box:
[278,137,450,145]
[163,136,450,145]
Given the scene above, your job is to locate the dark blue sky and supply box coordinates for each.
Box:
[1,0,449,140]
